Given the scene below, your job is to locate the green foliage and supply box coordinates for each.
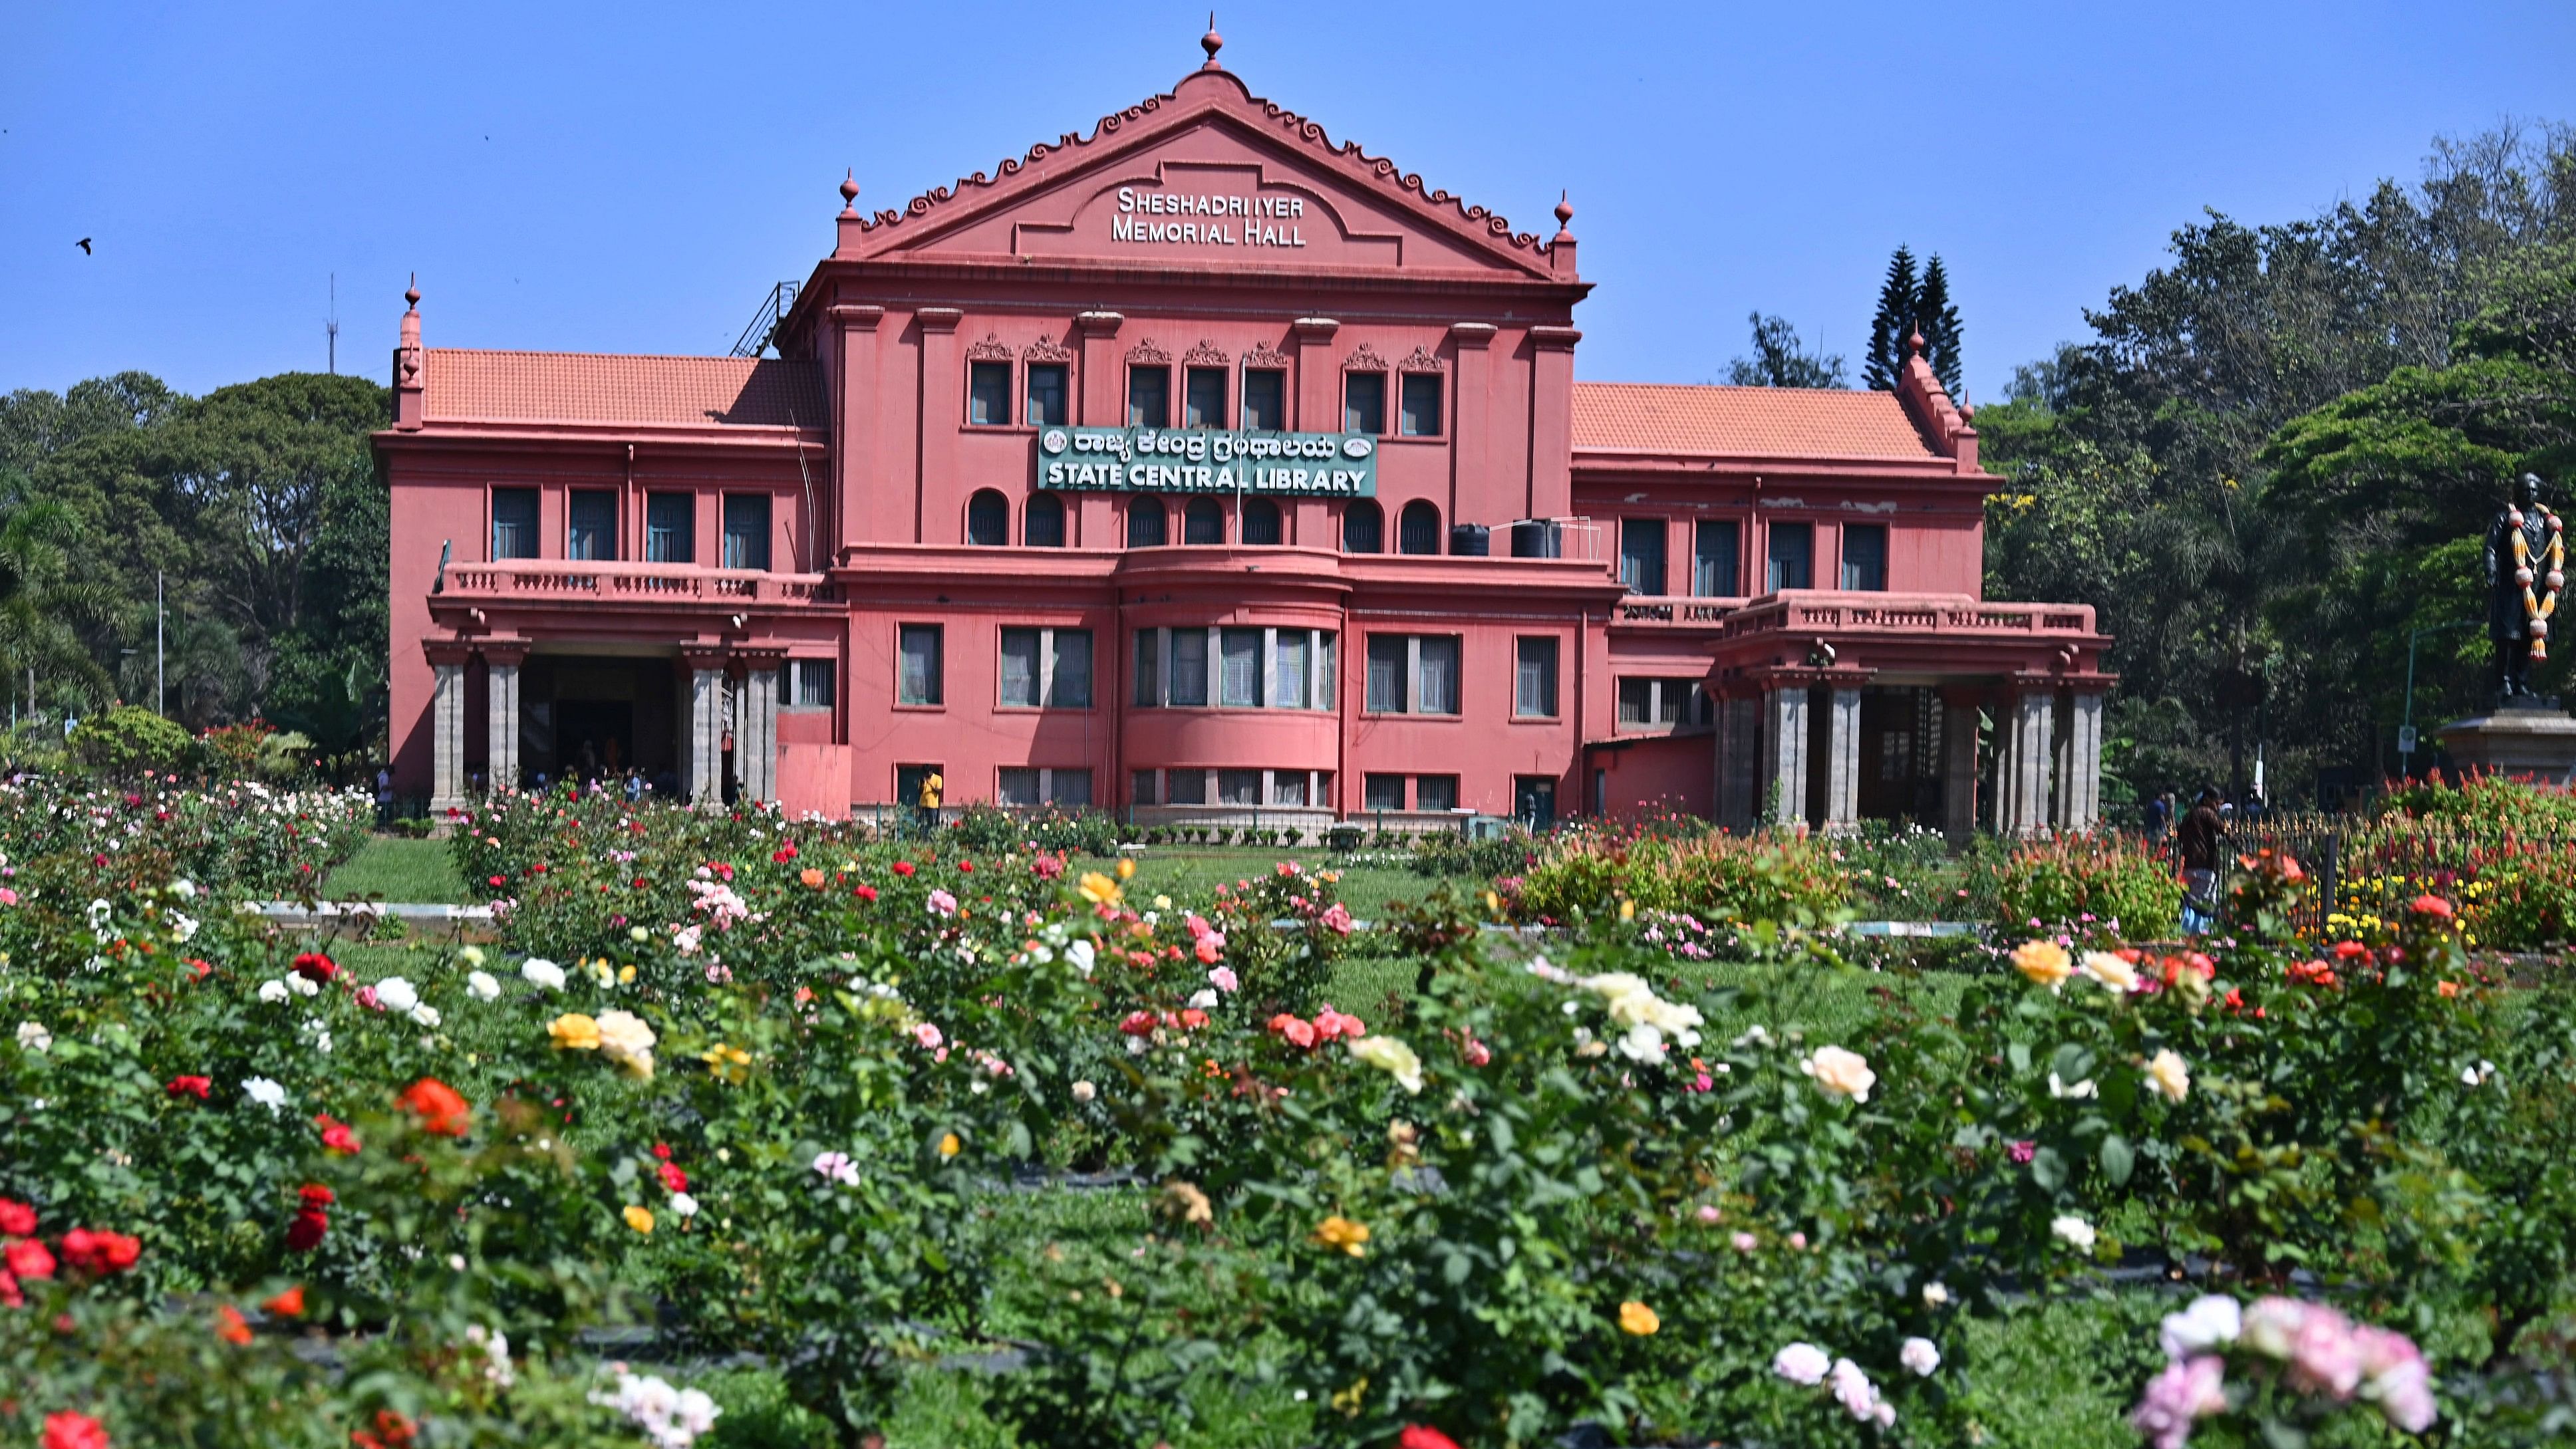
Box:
[1863,245,1963,394]
[67,704,196,780]
[1992,834,2184,942]
[1724,313,1849,389]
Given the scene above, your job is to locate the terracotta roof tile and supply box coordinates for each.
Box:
[423,349,825,430]
[1572,382,1935,461]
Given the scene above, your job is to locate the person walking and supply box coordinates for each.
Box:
[2176,787,2225,935]
[2143,790,2172,841]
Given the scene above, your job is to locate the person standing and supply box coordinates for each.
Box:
[916,767,944,836]
[2143,791,2172,841]
[2176,787,2225,935]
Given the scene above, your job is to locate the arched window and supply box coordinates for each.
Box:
[966,489,1010,546]
[1025,491,1066,548]
[1241,498,1282,546]
[1397,499,1441,556]
[1127,501,1167,547]
[1343,499,1383,554]
[1183,497,1225,545]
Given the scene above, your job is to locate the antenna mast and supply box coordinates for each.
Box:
[327,273,340,374]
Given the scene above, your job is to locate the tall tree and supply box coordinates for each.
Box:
[1917,255,1965,395]
[1864,247,1919,391]
[1725,313,1849,389]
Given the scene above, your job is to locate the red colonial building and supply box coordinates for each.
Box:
[379,35,2110,838]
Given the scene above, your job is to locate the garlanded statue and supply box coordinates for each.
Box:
[2486,472,2565,700]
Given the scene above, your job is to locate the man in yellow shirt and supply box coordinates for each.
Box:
[915,769,944,835]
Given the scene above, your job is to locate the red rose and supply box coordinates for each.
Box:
[43,1411,109,1449]
[658,1161,688,1194]
[772,844,798,863]
[315,1115,362,1156]
[395,1079,472,1138]
[1118,1011,1159,1037]
[262,1284,305,1317]
[298,1184,336,1210]
[5,1237,57,1279]
[2410,894,2456,920]
[958,860,974,874]
[166,1075,212,1100]
[891,860,915,876]
[1177,1009,1209,1030]
[853,884,878,902]
[651,1142,672,1160]
[1400,1428,1464,1449]
[285,1209,329,1253]
[291,952,338,984]
[0,1196,35,1236]
[215,1304,253,1345]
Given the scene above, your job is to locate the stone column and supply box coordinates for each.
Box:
[2055,691,2105,834]
[426,642,470,815]
[683,649,727,805]
[1823,686,1862,831]
[738,655,782,805]
[1760,684,1810,828]
[483,644,524,794]
[1998,688,2057,838]
[1941,691,1982,845]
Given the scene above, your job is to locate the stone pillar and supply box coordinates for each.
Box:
[426,642,470,815]
[1760,684,1810,828]
[1997,688,2057,838]
[738,656,782,805]
[2055,691,2105,834]
[1823,686,1862,831]
[683,650,727,805]
[483,645,524,794]
[1941,692,1982,845]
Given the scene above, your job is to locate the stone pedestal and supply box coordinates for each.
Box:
[2438,699,2576,783]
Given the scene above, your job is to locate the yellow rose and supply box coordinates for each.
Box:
[2079,952,2141,993]
[1799,1045,1877,1103]
[549,1013,601,1052]
[1618,898,1636,922]
[2011,940,2074,990]
[1618,1300,1660,1336]
[2143,1049,2191,1103]
[938,1132,962,1158]
[1115,856,1137,880]
[622,1204,654,1235]
[1312,1214,1370,1257]
[1077,872,1123,906]
[595,1009,658,1079]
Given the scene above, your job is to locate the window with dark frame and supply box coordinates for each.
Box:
[1025,363,1068,426]
[1169,628,1209,707]
[1166,768,1207,805]
[1343,371,1386,435]
[1183,497,1224,545]
[1841,522,1888,591]
[1217,769,1262,807]
[1399,372,1443,436]
[1184,367,1226,428]
[1767,521,1815,591]
[1131,769,1159,807]
[1619,518,1667,596]
[1693,519,1740,596]
[1365,634,1459,715]
[1128,366,1170,428]
[1397,499,1441,555]
[784,659,835,710]
[966,489,1009,547]
[898,624,943,706]
[1127,501,1167,547]
[490,487,539,561]
[1242,368,1286,430]
[968,361,1012,426]
[567,489,617,561]
[1132,630,1160,708]
[1415,775,1459,813]
[1363,773,1407,811]
[1241,498,1282,545]
[1515,637,1558,718]
[1615,678,1708,729]
[1025,492,1066,548]
[1220,628,1263,708]
[1343,499,1383,553]
[1051,630,1092,708]
[721,493,772,571]
[645,491,694,563]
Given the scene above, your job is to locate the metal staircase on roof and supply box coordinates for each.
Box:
[729,281,801,358]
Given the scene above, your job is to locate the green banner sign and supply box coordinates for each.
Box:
[1035,426,1377,497]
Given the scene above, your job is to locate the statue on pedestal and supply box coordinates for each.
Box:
[2485,472,2565,701]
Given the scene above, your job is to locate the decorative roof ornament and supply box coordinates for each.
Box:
[404,274,421,312]
[1907,330,1926,358]
[839,170,860,217]
[1553,190,1575,241]
[1201,13,1223,70]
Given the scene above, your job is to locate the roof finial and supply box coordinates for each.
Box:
[1906,329,1925,358]
[1552,190,1575,240]
[404,273,420,312]
[839,169,859,217]
[1200,13,1223,68]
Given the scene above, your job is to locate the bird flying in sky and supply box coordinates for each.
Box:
[76,237,92,254]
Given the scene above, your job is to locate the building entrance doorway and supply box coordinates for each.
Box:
[516,654,680,795]
[1513,775,1557,829]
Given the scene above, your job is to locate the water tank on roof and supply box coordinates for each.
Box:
[1449,523,1491,557]
[1508,519,1559,559]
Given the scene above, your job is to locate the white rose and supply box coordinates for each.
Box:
[1071,1080,1097,1103]
[1616,1021,1665,1063]
[2049,1071,2098,1099]
[2079,952,2141,992]
[287,973,320,998]
[1065,939,1095,976]
[467,971,501,1001]
[1348,1034,1424,1094]
[2142,1049,2191,1103]
[1921,1280,1949,1307]
[1771,1342,1831,1385]
[170,878,197,900]
[670,1192,700,1218]
[2159,1295,2242,1362]
[15,1020,53,1053]
[521,958,567,991]
[1187,989,1218,1011]
[259,980,292,1004]
[2051,1214,2097,1251]
[1900,1337,1941,1377]
[1799,1045,1876,1103]
[243,1076,288,1114]
[373,978,420,1015]
[410,1003,442,1029]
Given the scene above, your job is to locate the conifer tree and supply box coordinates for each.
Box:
[1916,254,1965,396]
[1863,246,1918,391]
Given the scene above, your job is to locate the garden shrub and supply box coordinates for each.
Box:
[67,705,196,781]
[1992,832,2182,942]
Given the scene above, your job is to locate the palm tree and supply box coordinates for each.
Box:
[0,499,118,716]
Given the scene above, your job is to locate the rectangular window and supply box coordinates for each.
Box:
[1416,636,1459,716]
[1242,368,1286,430]
[1274,630,1309,711]
[784,659,835,710]
[645,491,694,563]
[1167,768,1207,805]
[1842,523,1888,591]
[1272,771,1309,807]
[1169,628,1209,707]
[997,768,1041,807]
[1620,518,1667,596]
[1515,637,1559,718]
[1343,372,1386,435]
[490,487,539,561]
[1050,630,1092,708]
[968,361,1012,426]
[898,624,943,706]
[1617,678,1705,729]
[567,489,618,561]
[722,493,772,571]
[1217,768,1262,806]
[1128,366,1170,428]
[1220,627,1263,708]
[1365,635,1407,714]
[1133,630,1161,707]
[998,629,1041,708]
[1693,519,1740,596]
[1049,769,1091,807]
[1026,363,1068,426]
[1415,775,1459,813]
[1131,769,1159,806]
[1767,521,1814,591]
[1317,632,1337,711]
[1185,367,1226,428]
[1399,372,1443,436]
[1363,773,1407,811]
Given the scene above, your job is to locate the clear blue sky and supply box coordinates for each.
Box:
[3,1,2570,404]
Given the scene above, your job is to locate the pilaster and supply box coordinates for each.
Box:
[1075,312,1123,427]
[1448,322,1494,527]
[1824,686,1862,831]
[483,643,526,793]
[2056,691,2105,834]
[1760,685,1810,828]
[684,648,728,805]
[1292,318,1340,432]
[425,641,471,814]
[738,652,784,805]
[1525,325,1581,519]
[915,309,962,545]
[829,304,884,553]
[1998,686,2058,839]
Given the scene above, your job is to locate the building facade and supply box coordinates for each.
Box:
[380,37,2111,838]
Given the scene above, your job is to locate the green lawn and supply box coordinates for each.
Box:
[321,835,470,904]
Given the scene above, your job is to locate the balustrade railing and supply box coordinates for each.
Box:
[442,561,839,605]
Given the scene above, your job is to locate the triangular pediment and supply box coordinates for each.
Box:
[843,69,1562,280]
